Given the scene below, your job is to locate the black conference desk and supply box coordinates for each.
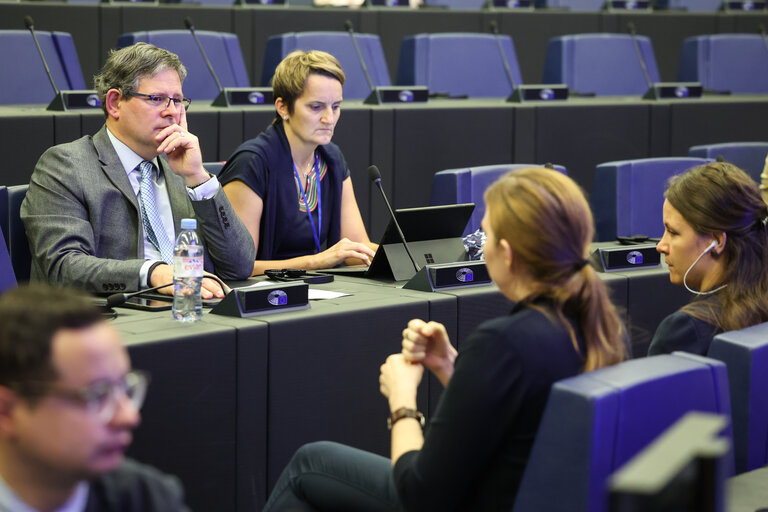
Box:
[114,263,688,512]
[3,95,768,240]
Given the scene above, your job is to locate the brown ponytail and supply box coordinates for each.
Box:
[485,167,626,371]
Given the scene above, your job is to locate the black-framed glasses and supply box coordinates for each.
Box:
[13,370,150,424]
[127,92,191,110]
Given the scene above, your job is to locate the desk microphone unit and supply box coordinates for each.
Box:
[490,21,568,103]
[722,0,766,10]
[483,0,534,9]
[403,261,491,292]
[626,22,702,100]
[590,243,661,272]
[603,0,651,11]
[183,17,273,107]
[345,20,428,105]
[24,16,101,112]
[210,281,309,318]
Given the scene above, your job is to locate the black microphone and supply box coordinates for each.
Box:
[24,16,60,97]
[107,282,174,309]
[344,20,382,104]
[368,165,420,273]
[759,24,768,53]
[490,20,518,92]
[627,22,654,91]
[184,17,225,95]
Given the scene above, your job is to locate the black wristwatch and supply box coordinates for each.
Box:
[387,407,425,430]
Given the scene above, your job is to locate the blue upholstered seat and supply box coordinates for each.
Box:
[203,161,226,176]
[678,35,768,94]
[0,186,15,294]
[688,142,768,184]
[430,164,567,235]
[543,33,661,96]
[708,323,768,474]
[7,185,29,283]
[117,31,250,100]
[512,353,734,512]
[590,157,712,241]
[261,32,391,100]
[396,33,522,98]
[0,30,87,105]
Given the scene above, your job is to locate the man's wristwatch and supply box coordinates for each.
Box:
[387,407,425,430]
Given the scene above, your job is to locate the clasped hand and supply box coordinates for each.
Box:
[379,319,458,408]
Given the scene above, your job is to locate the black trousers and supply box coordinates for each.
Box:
[262,441,404,512]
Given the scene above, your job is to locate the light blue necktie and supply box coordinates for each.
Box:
[138,161,174,264]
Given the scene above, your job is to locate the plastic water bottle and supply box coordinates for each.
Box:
[173,218,203,322]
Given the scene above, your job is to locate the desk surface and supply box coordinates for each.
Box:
[112,265,687,511]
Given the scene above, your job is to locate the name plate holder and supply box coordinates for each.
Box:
[508,85,569,103]
[364,86,429,105]
[47,90,102,112]
[403,261,491,292]
[210,281,309,317]
[590,243,661,272]
[212,87,274,107]
[643,82,703,100]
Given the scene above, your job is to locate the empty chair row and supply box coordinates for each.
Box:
[429,142,768,242]
[3,29,767,104]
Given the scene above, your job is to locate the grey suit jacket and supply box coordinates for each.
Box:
[21,125,255,293]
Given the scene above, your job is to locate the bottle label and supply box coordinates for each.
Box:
[174,256,203,277]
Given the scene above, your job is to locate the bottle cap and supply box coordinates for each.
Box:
[181,218,197,230]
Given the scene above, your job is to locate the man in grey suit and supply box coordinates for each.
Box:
[21,43,255,297]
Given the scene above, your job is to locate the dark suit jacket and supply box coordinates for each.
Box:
[21,125,255,293]
[84,458,190,512]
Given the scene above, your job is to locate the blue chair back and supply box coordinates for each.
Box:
[203,161,226,176]
[708,322,768,474]
[512,353,734,512]
[655,0,722,10]
[117,31,250,101]
[543,33,660,96]
[261,32,391,100]
[8,185,30,282]
[396,33,522,98]
[0,30,87,105]
[0,186,15,294]
[688,142,768,184]
[590,157,712,241]
[534,0,605,10]
[430,164,567,235]
[678,35,768,94]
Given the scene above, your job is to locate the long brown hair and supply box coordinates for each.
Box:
[666,162,768,331]
[484,167,626,371]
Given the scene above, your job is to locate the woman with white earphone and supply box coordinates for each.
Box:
[648,162,768,356]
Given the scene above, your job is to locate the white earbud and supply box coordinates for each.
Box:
[683,239,727,295]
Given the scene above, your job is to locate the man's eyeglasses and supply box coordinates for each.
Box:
[13,370,149,424]
[127,92,191,110]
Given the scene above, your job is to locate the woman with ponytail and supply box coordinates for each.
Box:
[262,167,626,512]
[649,162,768,356]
